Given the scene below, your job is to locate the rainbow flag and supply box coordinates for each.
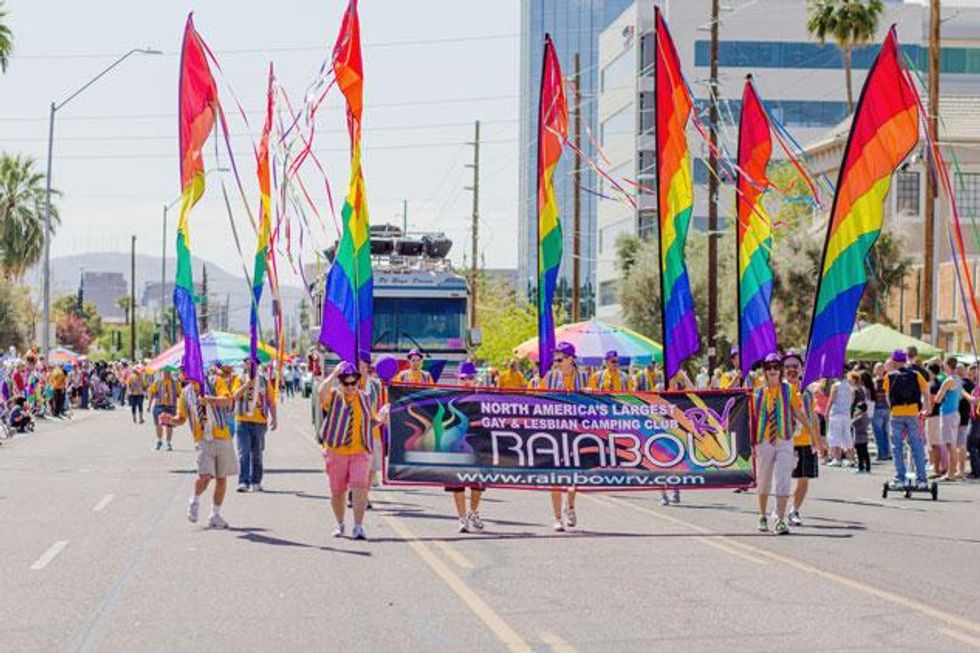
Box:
[319,0,372,365]
[654,8,699,380]
[176,14,218,385]
[250,64,274,366]
[536,33,568,374]
[803,27,918,385]
[736,75,777,377]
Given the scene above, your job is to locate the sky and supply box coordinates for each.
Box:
[0,0,520,287]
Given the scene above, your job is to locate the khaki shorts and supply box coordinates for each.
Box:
[940,413,960,445]
[195,438,239,478]
[925,416,942,446]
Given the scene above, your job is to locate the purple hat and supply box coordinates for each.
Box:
[730,346,740,358]
[892,349,908,363]
[407,348,423,360]
[555,341,576,358]
[763,353,782,366]
[782,350,804,365]
[358,350,372,364]
[605,350,619,360]
[458,361,477,378]
[336,361,360,379]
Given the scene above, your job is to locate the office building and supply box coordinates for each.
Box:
[594,0,980,323]
[518,0,634,319]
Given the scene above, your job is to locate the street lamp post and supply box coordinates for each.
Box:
[42,47,161,354]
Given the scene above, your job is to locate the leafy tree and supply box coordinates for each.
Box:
[53,295,102,338]
[0,1,12,73]
[0,154,58,279]
[56,313,93,353]
[474,273,540,367]
[807,0,884,113]
[0,280,31,352]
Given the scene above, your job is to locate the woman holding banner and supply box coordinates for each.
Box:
[446,361,487,533]
[752,354,814,535]
[539,341,589,532]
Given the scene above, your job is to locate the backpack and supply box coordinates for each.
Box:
[887,368,922,407]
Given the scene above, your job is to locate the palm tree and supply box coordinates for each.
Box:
[807,0,884,113]
[0,1,13,72]
[0,154,58,280]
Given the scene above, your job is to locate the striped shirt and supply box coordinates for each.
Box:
[321,387,373,453]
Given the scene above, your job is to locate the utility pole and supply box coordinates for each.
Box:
[572,52,582,322]
[923,0,940,344]
[706,0,721,373]
[402,199,408,234]
[201,263,210,333]
[160,204,168,353]
[130,235,137,361]
[465,120,481,328]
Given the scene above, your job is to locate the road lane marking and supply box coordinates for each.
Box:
[592,494,980,636]
[940,628,980,649]
[381,514,532,653]
[430,539,475,569]
[92,494,115,512]
[539,630,578,653]
[30,540,68,570]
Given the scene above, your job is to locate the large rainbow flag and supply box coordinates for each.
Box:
[250,64,274,365]
[803,27,918,385]
[176,14,218,385]
[654,7,699,381]
[536,34,568,374]
[319,0,372,364]
[735,75,777,377]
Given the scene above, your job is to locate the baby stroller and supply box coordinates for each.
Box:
[90,378,115,410]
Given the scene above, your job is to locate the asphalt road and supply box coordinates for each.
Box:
[3,397,980,652]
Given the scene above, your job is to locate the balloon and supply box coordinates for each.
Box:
[375,356,398,384]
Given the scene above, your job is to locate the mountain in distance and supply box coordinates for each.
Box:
[24,253,310,334]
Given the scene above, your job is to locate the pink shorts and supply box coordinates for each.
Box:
[324,451,372,495]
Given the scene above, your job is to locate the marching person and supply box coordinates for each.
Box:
[233,360,278,493]
[497,359,527,389]
[539,341,589,532]
[589,350,632,391]
[160,375,237,529]
[783,351,825,526]
[147,368,180,451]
[933,356,974,481]
[126,365,147,424]
[319,362,388,540]
[883,349,932,490]
[395,349,433,385]
[825,372,857,467]
[447,361,486,533]
[356,351,385,507]
[752,353,814,535]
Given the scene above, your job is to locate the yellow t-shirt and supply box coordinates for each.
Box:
[234,376,277,424]
[792,386,814,446]
[148,378,179,407]
[396,369,432,384]
[176,385,232,442]
[49,367,66,390]
[883,371,929,417]
[497,369,526,389]
[324,390,368,455]
[589,369,631,391]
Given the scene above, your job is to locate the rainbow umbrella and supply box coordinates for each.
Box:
[146,331,276,373]
[514,319,663,367]
[48,347,81,364]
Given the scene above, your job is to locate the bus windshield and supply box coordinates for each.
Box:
[372,296,467,352]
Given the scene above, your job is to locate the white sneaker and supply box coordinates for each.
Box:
[553,519,565,532]
[351,525,367,540]
[332,523,346,538]
[457,517,470,533]
[236,483,248,492]
[468,511,484,532]
[827,459,840,467]
[208,514,229,529]
[565,507,577,527]
[251,484,264,492]
[187,500,200,523]
[788,509,802,526]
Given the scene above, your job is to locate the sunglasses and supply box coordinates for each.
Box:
[764,365,782,372]
[553,356,567,363]
[341,378,358,387]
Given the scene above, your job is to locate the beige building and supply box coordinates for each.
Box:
[803,96,980,353]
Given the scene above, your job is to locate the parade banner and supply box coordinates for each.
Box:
[386,386,753,489]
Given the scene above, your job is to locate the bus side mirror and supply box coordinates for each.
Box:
[469,328,483,346]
